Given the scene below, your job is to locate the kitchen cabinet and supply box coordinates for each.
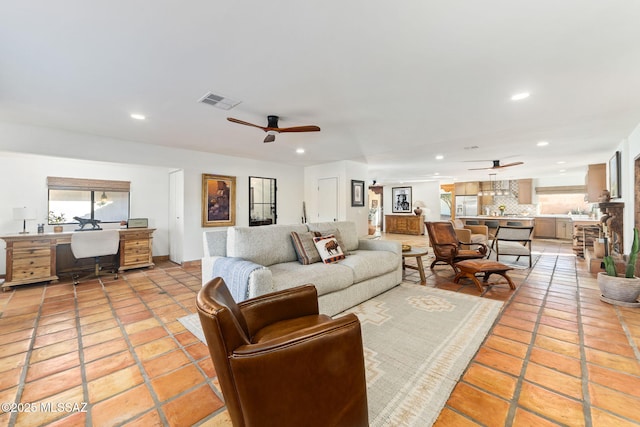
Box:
[534,217,556,238]
[555,218,573,240]
[385,215,424,235]
[454,181,479,195]
[518,179,533,204]
[586,163,606,202]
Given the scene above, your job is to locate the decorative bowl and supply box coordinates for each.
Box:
[402,244,411,252]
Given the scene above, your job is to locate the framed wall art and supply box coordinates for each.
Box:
[202,173,236,227]
[351,180,365,207]
[609,151,621,199]
[392,186,412,213]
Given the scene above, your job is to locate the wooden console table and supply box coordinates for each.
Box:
[1,228,155,290]
[385,215,425,235]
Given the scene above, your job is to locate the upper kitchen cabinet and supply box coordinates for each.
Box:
[517,179,533,204]
[586,163,606,202]
[454,181,479,195]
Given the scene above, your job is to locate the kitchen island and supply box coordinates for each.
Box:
[458,216,535,227]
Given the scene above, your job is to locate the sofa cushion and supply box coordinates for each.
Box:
[290,231,321,265]
[338,249,400,283]
[307,221,359,252]
[227,224,308,266]
[269,261,354,296]
[313,234,346,264]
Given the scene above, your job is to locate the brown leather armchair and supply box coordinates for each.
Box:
[196,278,369,427]
[425,221,488,273]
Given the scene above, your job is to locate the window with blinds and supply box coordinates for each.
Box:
[47,177,131,224]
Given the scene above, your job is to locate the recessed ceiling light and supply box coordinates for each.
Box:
[559,169,566,173]
[296,148,305,154]
[130,113,146,120]
[435,155,444,160]
[537,141,549,146]
[511,92,530,101]
[557,161,566,164]
[434,172,440,176]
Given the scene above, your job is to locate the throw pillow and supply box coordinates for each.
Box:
[313,229,350,255]
[313,234,346,264]
[291,231,321,265]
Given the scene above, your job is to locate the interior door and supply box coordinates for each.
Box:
[317,177,338,222]
[169,169,184,264]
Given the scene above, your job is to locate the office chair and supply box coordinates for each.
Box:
[70,230,120,285]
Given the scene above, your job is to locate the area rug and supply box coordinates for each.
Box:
[179,283,503,426]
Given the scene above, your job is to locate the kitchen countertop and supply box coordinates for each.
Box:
[459,215,535,221]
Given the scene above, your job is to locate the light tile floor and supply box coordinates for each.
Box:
[0,235,638,426]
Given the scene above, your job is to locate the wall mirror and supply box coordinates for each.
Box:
[249,176,277,226]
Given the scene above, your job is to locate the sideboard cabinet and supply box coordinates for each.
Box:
[385,215,425,235]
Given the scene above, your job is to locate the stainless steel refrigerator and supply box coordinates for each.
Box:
[454,196,478,216]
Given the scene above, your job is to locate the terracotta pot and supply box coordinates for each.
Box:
[53,225,63,233]
[597,272,640,303]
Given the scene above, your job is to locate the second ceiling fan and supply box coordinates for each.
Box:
[468,159,524,170]
[227,115,320,143]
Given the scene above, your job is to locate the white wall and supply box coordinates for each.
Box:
[382,181,441,223]
[624,123,640,254]
[303,160,370,236]
[0,122,304,273]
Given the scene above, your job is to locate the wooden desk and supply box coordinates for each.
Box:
[1,228,155,290]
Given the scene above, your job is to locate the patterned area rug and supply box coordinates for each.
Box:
[179,283,503,426]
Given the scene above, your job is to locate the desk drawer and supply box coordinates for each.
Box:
[123,252,150,265]
[123,238,148,249]
[13,248,51,259]
[13,265,52,281]
[13,255,50,270]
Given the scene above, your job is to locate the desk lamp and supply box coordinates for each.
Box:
[13,207,37,234]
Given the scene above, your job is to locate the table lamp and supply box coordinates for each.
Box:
[13,207,37,234]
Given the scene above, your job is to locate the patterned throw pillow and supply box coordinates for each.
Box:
[290,231,322,265]
[313,234,346,264]
[313,229,350,256]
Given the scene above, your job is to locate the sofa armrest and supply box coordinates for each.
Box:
[201,256,224,286]
[240,285,319,336]
[357,239,402,254]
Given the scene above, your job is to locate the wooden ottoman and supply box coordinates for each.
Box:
[453,259,515,292]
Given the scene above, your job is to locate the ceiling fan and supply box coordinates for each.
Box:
[227,115,321,143]
[468,160,524,170]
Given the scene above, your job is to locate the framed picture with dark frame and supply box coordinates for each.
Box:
[609,151,621,199]
[202,173,236,227]
[351,180,365,207]
[392,186,412,213]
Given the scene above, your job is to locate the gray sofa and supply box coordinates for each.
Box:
[202,221,402,316]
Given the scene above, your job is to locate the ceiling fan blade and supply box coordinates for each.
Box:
[263,134,276,143]
[227,117,268,131]
[497,161,524,168]
[277,125,321,133]
[468,166,491,170]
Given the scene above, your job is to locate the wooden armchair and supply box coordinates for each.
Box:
[426,221,488,273]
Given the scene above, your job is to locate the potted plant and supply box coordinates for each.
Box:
[48,211,66,233]
[597,227,640,305]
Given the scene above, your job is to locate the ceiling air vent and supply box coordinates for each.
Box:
[198,92,241,110]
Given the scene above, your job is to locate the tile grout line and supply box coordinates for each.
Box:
[574,258,594,426]
[72,283,93,427]
[503,253,559,425]
[99,274,172,426]
[7,286,46,427]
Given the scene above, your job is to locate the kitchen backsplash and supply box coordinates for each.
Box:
[482,180,536,216]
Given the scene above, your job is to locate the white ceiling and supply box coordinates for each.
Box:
[2,1,640,185]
